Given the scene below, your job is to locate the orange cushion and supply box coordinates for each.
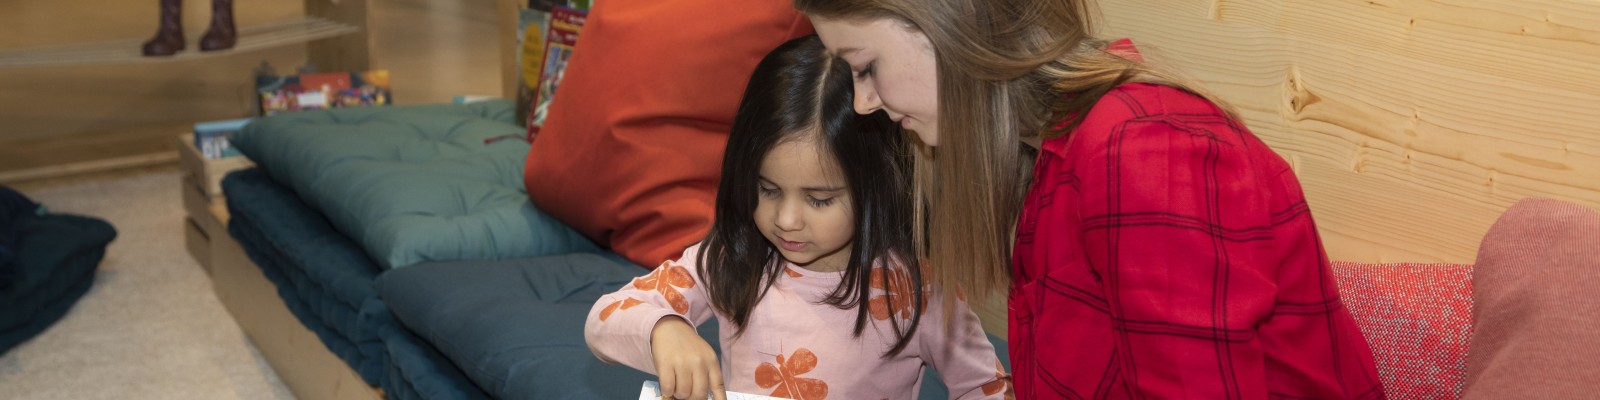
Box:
[524,0,813,267]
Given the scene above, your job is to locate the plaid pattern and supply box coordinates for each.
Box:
[1331,262,1472,400]
[1009,84,1384,399]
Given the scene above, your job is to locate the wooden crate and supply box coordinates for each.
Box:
[182,175,230,275]
[183,217,212,275]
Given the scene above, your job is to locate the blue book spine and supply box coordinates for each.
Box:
[193,118,254,159]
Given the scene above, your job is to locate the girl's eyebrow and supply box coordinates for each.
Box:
[760,176,844,192]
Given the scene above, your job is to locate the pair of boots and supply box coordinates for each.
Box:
[141,0,235,56]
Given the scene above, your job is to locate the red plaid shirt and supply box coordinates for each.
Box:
[1009,83,1383,399]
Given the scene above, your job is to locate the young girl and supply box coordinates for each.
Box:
[585,36,1010,400]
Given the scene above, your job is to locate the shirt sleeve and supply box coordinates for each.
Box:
[920,289,1013,400]
[1071,114,1281,397]
[584,243,716,375]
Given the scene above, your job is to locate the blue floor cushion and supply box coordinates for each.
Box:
[0,212,115,354]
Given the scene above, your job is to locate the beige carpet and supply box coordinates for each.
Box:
[0,169,293,400]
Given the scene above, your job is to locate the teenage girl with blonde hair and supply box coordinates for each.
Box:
[793,0,1385,397]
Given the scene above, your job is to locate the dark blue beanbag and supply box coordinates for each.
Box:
[0,211,115,354]
[0,185,43,291]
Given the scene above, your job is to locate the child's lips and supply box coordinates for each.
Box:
[778,238,807,252]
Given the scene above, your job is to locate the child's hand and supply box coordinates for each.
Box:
[650,317,726,400]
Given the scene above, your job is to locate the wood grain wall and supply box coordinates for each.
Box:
[1097,0,1600,264]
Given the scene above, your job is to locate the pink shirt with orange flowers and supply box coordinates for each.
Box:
[586,243,1011,400]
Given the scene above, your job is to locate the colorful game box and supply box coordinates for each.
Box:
[257,70,392,116]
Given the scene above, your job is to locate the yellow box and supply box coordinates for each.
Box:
[176,134,254,197]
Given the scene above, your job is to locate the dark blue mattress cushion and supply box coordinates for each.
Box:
[379,309,492,400]
[379,253,726,400]
[223,168,388,385]
[0,212,114,354]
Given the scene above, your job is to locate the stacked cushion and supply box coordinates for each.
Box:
[378,303,492,400]
[234,100,597,269]
[524,0,814,267]
[223,168,391,384]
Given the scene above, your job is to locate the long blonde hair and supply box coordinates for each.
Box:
[794,0,1228,301]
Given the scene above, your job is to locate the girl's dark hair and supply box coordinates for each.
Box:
[698,35,922,357]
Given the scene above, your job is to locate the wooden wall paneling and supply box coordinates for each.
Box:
[306,0,374,73]
[500,0,521,99]
[1096,0,1600,263]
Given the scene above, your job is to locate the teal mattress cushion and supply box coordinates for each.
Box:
[232,100,598,269]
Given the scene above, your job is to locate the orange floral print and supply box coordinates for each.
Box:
[785,267,804,278]
[868,267,926,321]
[755,348,828,400]
[632,261,696,314]
[597,297,644,321]
[982,359,1012,398]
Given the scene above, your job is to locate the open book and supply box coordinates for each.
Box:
[639,381,787,400]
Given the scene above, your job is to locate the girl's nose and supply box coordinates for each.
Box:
[774,200,804,231]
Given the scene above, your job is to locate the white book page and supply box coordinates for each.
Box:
[639,380,788,400]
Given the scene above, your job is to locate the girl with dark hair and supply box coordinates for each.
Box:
[586,35,1010,400]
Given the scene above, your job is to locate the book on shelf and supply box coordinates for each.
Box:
[453,95,500,105]
[256,70,392,116]
[526,5,587,142]
[193,117,253,159]
[528,0,592,12]
[514,7,551,127]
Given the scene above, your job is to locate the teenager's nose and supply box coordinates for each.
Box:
[853,81,883,115]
